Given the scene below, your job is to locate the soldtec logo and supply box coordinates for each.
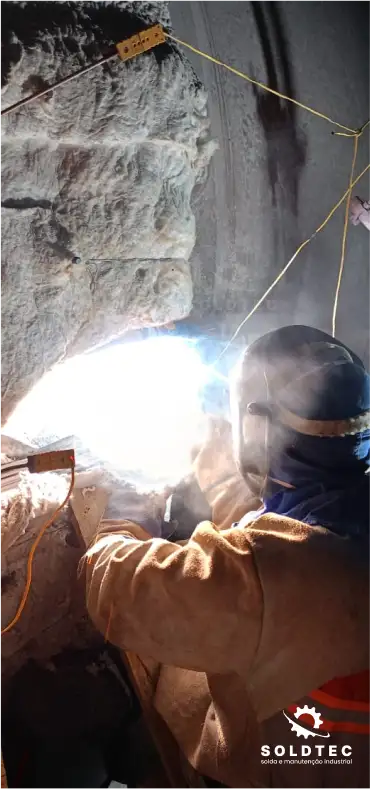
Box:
[283,704,330,739]
[260,705,353,763]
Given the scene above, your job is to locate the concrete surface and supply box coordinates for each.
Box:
[170,1,369,362]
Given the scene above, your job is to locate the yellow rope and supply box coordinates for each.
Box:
[216,163,370,362]
[165,29,370,353]
[331,134,359,337]
[359,119,370,135]
[165,32,358,134]
[4,25,369,357]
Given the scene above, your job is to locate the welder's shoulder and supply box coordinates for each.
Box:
[245,511,368,573]
[246,513,360,555]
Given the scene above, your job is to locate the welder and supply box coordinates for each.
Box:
[82,325,369,788]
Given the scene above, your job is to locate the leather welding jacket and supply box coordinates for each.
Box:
[192,418,369,787]
[82,414,368,787]
[83,503,369,787]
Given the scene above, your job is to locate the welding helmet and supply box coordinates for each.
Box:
[229,325,370,494]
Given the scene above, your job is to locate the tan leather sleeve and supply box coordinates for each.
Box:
[245,516,369,719]
[207,475,261,529]
[191,416,261,529]
[83,519,263,675]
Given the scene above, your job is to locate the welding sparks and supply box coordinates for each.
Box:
[5,336,212,487]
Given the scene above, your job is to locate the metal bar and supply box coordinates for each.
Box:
[1,51,118,117]
[2,24,166,118]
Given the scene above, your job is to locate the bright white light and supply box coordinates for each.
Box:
[4,337,209,488]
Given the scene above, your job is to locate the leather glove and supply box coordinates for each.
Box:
[191,416,238,494]
[116,486,170,538]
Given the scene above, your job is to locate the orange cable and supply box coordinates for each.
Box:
[105,603,114,643]
[1,466,75,635]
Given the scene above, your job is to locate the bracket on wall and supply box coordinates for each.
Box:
[116,24,166,63]
[2,25,167,117]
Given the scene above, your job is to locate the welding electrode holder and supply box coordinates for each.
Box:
[1,449,76,478]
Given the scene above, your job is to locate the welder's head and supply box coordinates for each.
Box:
[230,325,370,494]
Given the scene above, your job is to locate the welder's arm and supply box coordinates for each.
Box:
[192,417,261,529]
[202,475,261,529]
[83,520,263,674]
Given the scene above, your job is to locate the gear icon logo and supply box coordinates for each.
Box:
[291,705,322,739]
[283,704,330,739]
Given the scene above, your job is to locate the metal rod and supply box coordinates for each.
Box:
[1,50,118,117]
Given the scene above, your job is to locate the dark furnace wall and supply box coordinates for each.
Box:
[171,1,370,364]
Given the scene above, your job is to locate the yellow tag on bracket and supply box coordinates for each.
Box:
[116,25,166,62]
